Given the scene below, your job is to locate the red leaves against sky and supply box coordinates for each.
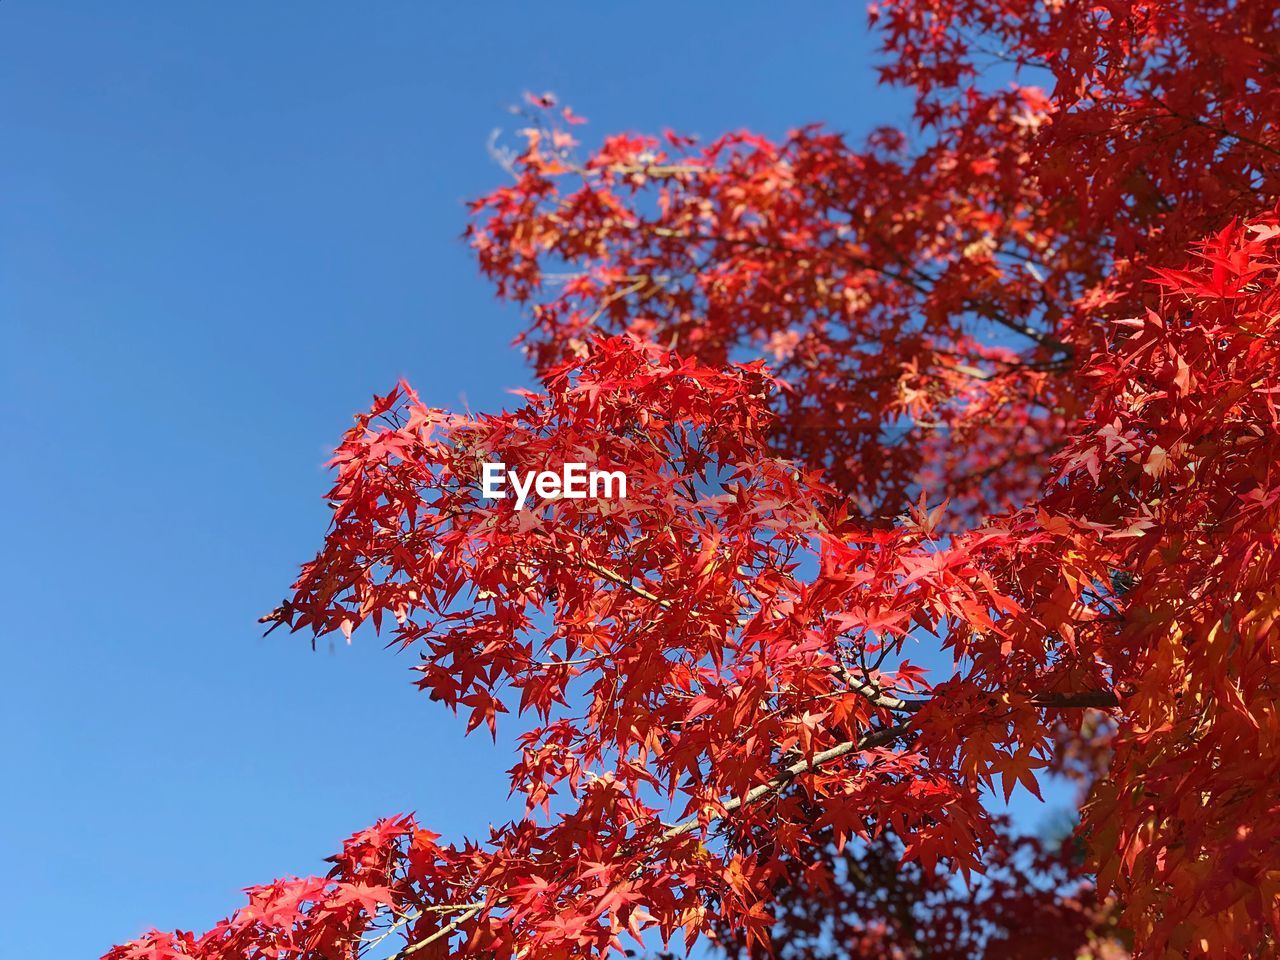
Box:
[106,1,1280,958]
[469,99,1074,525]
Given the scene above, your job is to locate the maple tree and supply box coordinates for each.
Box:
[105,1,1280,958]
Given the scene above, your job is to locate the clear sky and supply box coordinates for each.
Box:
[0,4,1049,955]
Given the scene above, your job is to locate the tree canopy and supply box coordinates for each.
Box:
[107,2,1280,958]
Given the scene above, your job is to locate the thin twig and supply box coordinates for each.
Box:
[382,905,483,960]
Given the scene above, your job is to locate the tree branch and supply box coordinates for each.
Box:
[578,561,1122,714]
[660,721,912,840]
[383,905,484,960]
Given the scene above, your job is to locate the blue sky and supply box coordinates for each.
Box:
[0,4,1056,954]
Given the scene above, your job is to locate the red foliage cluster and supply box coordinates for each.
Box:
[106,1,1280,958]
[713,817,1112,960]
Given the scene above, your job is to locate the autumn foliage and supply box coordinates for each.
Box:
[106,2,1280,958]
